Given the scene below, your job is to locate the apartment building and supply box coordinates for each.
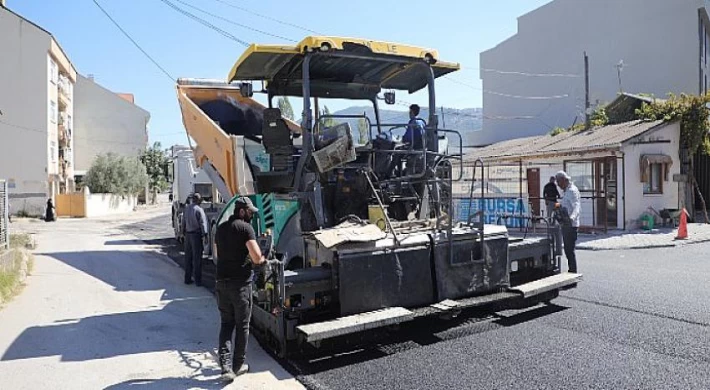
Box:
[0,4,77,215]
[73,75,150,179]
[476,0,710,146]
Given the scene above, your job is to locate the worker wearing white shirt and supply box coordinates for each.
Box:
[554,171,580,273]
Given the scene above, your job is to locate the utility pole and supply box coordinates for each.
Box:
[440,106,446,129]
[584,52,591,131]
[616,60,625,94]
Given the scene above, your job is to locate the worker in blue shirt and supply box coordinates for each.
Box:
[402,104,426,150]
[400,104,427,209]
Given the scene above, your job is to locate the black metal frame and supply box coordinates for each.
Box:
[289,49,458,225]
[250,48,475,357]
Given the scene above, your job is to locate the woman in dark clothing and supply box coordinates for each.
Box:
[45,198,56,222]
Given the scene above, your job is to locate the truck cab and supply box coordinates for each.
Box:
[170,145,223,255]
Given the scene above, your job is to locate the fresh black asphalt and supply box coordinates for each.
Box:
[121,212,710,390]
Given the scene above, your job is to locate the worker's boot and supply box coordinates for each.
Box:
[235,363,249,377]
[219,349,236,382]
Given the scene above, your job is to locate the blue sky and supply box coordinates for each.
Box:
[8,0,550,148]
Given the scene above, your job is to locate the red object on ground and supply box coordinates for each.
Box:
[676,208,688,240]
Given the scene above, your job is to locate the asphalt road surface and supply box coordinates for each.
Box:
[123,212,710,390]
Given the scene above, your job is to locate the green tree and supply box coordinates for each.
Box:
[635,93,710,222]
[277,96,295,121]
[549,106,608,136]
[85,153,148,196]
[320,105,337,128]
[357,117,369,144]
[140,142,171,204]
[590,106,609,127]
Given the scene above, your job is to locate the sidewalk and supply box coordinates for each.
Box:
[576,223,710,251]
[1,210,303,390]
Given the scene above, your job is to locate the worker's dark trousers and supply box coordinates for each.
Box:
[184,233,203,284]
[217,281,252,371]
[561,225,578,273]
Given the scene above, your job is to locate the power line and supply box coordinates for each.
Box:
[443,76,570,100]
[209,0,322,35]
[443,75,482,91]
[91,0,175,82]
[156,0,250,46]
[483,90,569,100]
[171,0,297,42]
[479,68,581,78]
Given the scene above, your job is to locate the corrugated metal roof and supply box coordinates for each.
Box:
[464,119,668,162]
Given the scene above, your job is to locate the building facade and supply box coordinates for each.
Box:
[476,0,710,146]
[0,5,77,215]
[73,75,150,179]
[458,119,681,230]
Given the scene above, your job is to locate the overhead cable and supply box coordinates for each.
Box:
[92,0,175,82]
[479,68,581,78]
[483,90,569,100]
[157,0,250,46]
[209,0,323,35]
[443,76,570,100]
[171,0,297,42]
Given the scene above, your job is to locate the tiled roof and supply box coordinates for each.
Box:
[464,119,668,162]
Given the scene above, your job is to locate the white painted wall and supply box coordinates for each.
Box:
[84,191,137,218]
[73,75,150,174]
[476,0,708,146]
[0,8,51,216]
[622,121,681,228]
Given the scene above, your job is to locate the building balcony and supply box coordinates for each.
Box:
[58,123,71,148]
[58,128,68,148]
[58,74,73,104]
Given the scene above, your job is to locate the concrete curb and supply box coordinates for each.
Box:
[577,237,710,251]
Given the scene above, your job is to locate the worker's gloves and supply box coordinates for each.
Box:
[255,259,282,288]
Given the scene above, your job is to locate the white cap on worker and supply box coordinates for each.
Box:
[555,170,571,180]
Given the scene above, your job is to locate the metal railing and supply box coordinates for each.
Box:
[0,180,8,250]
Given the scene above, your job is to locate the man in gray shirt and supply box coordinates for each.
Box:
[182,193,209,286]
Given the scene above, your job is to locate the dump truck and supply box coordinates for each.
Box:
[176,36,582,357]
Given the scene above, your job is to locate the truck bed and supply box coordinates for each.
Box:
[175,80,300,199]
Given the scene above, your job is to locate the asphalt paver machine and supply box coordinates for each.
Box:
[176,36,582,357]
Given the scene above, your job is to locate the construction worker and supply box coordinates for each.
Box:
[214,196,268,382]
[554,171,580,273]
[181,192,208,286]
[402,104,425,150]
[543,176,560,219]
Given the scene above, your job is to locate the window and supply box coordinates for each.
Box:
[643,163,664,194]
[49,60,58,84]
[50,141,57,163]
[565,161,594,191]
[50,101,57,123]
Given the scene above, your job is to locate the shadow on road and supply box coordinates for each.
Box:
[104,374,224,390]
[0,293,216,362]
[104,238,217,292]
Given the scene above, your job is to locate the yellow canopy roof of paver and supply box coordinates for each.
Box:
[227,36,460,97]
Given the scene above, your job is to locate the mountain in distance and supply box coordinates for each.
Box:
[332,106,482,147]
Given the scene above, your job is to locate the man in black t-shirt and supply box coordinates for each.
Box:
[214,196,266,382]
[543,176,561,219]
